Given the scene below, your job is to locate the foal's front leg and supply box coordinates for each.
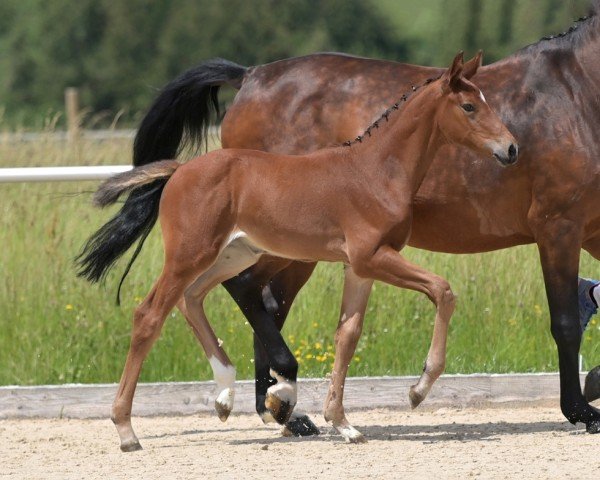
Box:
[352,245,456,408]
[323,265,373,443]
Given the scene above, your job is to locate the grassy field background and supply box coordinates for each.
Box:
[0,136,598,386]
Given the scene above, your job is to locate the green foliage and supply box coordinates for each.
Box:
[0,139,598,385]
[0,0,593,127]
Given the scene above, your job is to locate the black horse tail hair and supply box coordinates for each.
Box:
[76,161,180,304]
[133,58,247,167]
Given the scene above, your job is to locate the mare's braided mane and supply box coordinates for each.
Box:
[541,15,591,41]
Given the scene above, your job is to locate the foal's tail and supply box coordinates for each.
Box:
[133,58,247,167]
[76,160,180,303]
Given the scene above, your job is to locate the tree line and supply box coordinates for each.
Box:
[0,0,590,128]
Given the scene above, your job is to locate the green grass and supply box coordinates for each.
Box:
[0,137,598,386]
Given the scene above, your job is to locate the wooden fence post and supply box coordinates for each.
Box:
[64,87,80,143]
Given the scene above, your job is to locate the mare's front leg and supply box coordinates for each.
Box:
[226,259,320,436]
[582,237,600,403]
[222,256,302,425]
[323,265,373,443]
[535,221,600,432]
[351,245,456,407]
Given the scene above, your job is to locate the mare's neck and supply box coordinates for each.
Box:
[574,17,600,88]
[348,85,447,195]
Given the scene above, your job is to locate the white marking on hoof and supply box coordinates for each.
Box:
[268,369,297,405]
[214,387,235,421]
[337,425,366,444]
[209,356,236,420]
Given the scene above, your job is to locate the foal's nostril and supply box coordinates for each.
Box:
[508,143,517,160]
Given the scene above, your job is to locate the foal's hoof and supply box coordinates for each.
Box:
[283,413,320,437]
[120,440,143,452]
[265,392,294,425]
[408,385,425,409]
[584,365,600,403]
[214,387,235,422]
[336,425,367,444]
[215,399,232,422]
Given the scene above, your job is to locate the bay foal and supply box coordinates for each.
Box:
[80,53,517,450]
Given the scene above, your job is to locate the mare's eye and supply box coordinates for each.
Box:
[461,103,475,113]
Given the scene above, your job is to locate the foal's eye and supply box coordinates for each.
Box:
[461,103,475,113]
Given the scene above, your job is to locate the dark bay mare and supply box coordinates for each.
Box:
[79,54,516,450]
[125,5,598,436]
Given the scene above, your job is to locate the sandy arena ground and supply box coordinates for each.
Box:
[1,405,599,479]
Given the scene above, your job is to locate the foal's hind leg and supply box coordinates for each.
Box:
[352,245,456,409]
[112,266,200,452]
[181,239,267,421]
[323,265,373,443]
[177,297,236,421]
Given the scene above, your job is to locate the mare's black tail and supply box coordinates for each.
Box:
[76,161,180,303]
[133,58,247,167]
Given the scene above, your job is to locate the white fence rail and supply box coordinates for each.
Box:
[0,129,137,144]
[0,165,133,183]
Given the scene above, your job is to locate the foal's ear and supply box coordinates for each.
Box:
[463,50,482,79]
[441,51,464,93]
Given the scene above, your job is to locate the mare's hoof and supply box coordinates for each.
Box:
[408,385,425,409]
[586,419,600,434]
[584,365,600,403]
[283,414,320,437]
[265,392,294,425]
[215,399,232,422]
[120,440,143,452]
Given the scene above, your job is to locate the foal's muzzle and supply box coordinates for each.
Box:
[493,143,518,166]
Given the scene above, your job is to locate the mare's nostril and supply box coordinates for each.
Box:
[508,143,517,159]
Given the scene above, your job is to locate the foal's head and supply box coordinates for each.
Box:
[435,52,518,166]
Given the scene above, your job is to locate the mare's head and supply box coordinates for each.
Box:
[435,51,518,166]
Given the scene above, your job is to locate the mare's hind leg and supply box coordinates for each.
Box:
[112,265,201,452]
[351,245,456,408]
[323,265,373,443]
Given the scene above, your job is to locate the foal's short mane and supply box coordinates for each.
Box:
[342,75,440,147]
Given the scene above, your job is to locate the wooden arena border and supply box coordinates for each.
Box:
[0,373,587,419]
